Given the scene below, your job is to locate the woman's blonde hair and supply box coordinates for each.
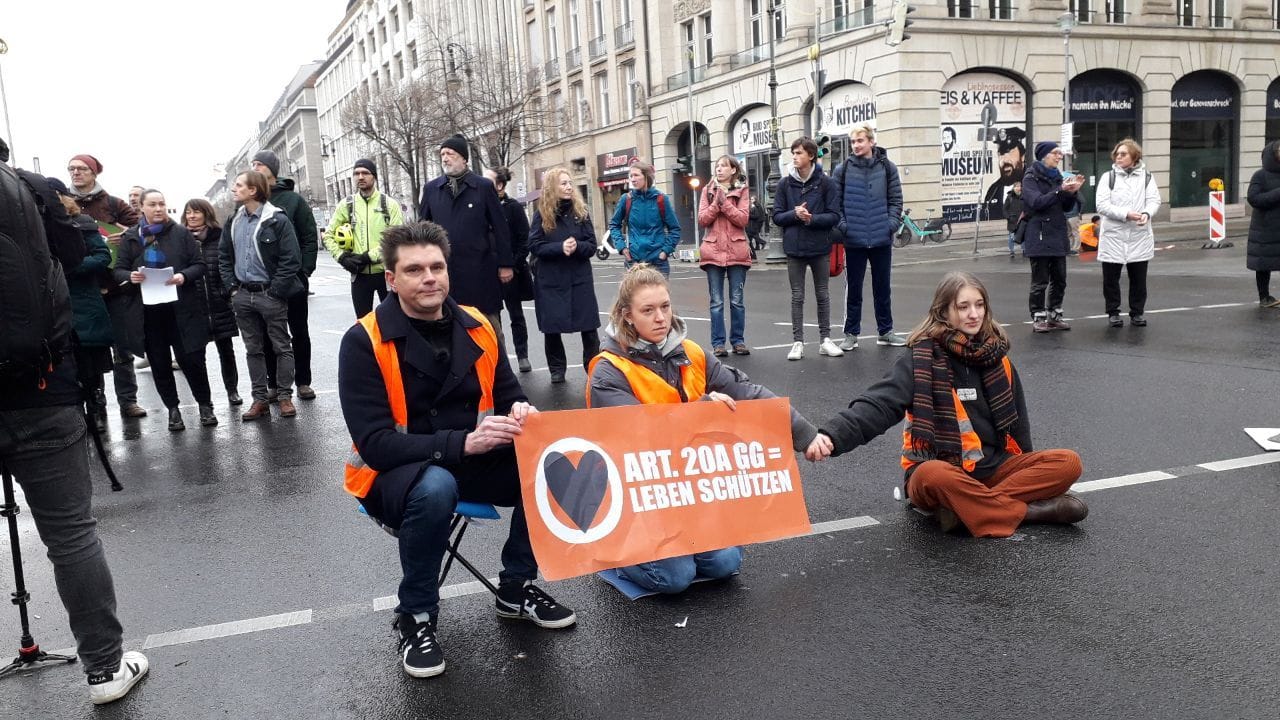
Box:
[537,166,590,231]
[1112,138,1143,163]
[609,263,671,347]
[906,271,1008,347]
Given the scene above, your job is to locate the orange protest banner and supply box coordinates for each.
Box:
[513,397,811,581]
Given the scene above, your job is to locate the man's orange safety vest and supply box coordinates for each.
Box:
[584,340,707,407]
[900,356,1022,473]
[343,305,499,499]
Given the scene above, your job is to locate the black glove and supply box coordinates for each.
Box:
[355,253,373,271]
[338,252,363,274]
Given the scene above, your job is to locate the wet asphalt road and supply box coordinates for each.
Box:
[3,233,1279,719]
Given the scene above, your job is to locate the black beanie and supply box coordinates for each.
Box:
[440,134,469,162]
[353,158,378,178]
[252,150,280,178]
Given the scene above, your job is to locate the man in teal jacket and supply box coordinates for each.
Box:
[607,161,682,276]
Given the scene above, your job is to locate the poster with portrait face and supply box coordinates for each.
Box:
[939,73,1029,223]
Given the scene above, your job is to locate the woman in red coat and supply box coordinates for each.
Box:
[698,155,753,357]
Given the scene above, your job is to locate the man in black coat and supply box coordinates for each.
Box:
[484,166,533,372]
[418,134,514,350]
[338,221,575,680]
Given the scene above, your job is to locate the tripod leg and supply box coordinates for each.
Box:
[0,469,78,678]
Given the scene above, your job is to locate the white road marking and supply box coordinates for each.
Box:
[808,516,881,534]
[1072,470,1176,493]
[142,609,312,649]
[1197,452,1280,472]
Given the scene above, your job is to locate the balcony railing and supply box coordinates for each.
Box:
[589,34,608,59]
[666,65,707,92]
[614,22,635,49]
[819,6,875,36]
[544,57,560,80]
[730,43,772,69]
[566,47,582,71]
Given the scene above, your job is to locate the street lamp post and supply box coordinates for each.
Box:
[764,0,785,261]
[0,39,13,161]
[1057,12,1076,173]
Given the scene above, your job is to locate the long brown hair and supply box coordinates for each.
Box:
[537,166,589,232]
[183,198,221,229]
[609,263,671,348]
[713,154,746,189]
[906,271,1008,347]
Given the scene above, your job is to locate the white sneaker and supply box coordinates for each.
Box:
[819,338,845,357]
[839,334,859,351]
[88,651,149,705]
[786,341,804,360]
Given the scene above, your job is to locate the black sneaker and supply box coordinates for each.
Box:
[495,582,577,629]
[394,613,445,678]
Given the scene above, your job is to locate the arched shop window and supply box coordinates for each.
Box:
[804,81,877,170]
[938,70,1031,223]
[1169,70,1239,207]
[1070,70,1141,214]
[1266,77,1280,146]
[729,104,776,202]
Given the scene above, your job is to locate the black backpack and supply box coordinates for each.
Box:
[0,164,74,383]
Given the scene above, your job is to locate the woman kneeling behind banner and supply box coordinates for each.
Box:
[805,271,1088,537]
[586,264,822,594]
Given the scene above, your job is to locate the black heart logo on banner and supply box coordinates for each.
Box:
[543,450,609,532]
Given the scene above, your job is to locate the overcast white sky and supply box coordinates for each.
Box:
[2,1,339,204]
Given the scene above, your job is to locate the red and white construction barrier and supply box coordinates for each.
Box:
[1203,190,1233,249]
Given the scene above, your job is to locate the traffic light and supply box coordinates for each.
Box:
[816,134,831,158]
[887,1,915,46]
[675,154,692,174]
[688,176,702,190]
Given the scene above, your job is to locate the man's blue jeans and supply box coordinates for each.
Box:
[625,257,670,277]
[706,265,748,349]
[0,405,123,675]
[842,245,895,336]
[619,547,743,594]
[395,464,537,617]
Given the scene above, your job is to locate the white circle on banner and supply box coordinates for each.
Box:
[533,437,624,544]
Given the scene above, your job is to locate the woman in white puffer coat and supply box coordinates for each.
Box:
[1095,138,1162,328]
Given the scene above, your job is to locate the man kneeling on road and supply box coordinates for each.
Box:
[338,221,576,679]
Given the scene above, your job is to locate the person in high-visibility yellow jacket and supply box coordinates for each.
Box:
[323,159,406,317]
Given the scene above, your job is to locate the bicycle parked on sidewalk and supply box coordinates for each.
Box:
[894,208,952,247]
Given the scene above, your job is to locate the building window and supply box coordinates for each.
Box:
[405,1,413,21]
[593,0,606,33]
[948,0,977,18]
[390,8,399,33]
[622,62,637,120]
[1176,0,1195,25]
[571,81,585,132]
[619,0,632,24]
[989,0,1014,20]
[682,20,695,71]
[595,73,611,125]
[569,0,582,48]
[774,0,786,38]
[551,90,564,138]
[547,9,560,59]
[1208,0,1229,26]
[378,20,387,45]
[358,42,367,62]
[701,13,712,64]
[1104,0,1125,22]
[394,52,404,80]
[528,19,542,63]
[408,42,417,69]
[368,31,376,55]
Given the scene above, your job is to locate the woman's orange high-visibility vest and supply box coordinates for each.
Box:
[343,305,498,499]
[585,340,707,407]
[900,356,1022,473]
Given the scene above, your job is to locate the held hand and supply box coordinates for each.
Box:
[130,270,145,284]
[498,267,514,283]
[658,251,668,261]
[463,415,524,455]
[622,248,632,262]
[509,401,539,424]
[1126,211,1144,222]
[563,237,576,256]
[166,273,185,287]
[804,433,834,463]
[706,391,737,411]
[1136,214,1149,227]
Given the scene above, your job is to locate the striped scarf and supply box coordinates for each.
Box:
[909,332,1017,466]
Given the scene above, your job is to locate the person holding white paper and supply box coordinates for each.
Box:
[115,190,215,431]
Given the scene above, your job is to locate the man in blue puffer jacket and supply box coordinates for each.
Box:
[833,123,906,349]
[608,161,682,276]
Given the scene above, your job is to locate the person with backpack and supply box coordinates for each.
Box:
[323,159,406,317]
[0,141,149,705]
[773,137,843,360]
[65,153,146,420]
[832,122,908,350]
[1095,139,1161,328]
[607,161,682,277]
